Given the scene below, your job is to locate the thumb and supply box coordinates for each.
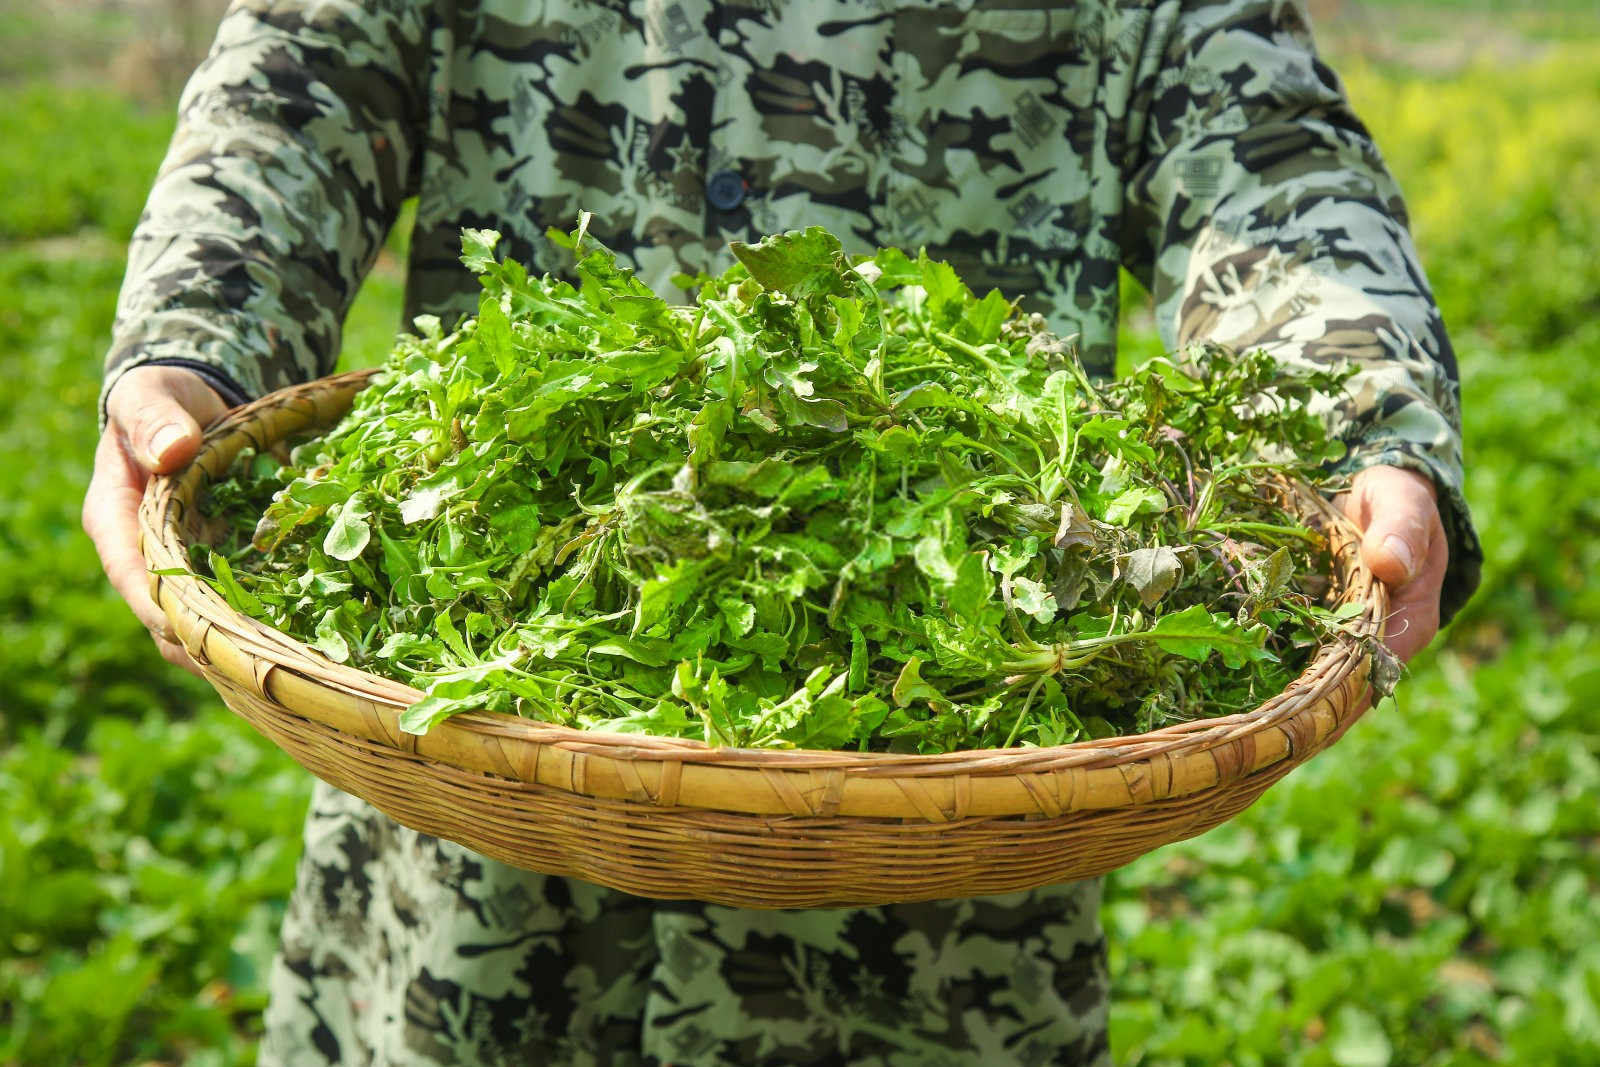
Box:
[1350,466,1438,588]
[139,407,202,474]
[106,366,226,474]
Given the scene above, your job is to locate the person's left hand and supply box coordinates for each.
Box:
[1339,464,1448,663]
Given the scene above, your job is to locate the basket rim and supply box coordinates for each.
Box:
[140,368,1386,819]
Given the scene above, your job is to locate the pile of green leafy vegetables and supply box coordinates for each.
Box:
[203,217,1364,753]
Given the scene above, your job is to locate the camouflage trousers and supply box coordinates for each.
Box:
[260,781,1111,1066]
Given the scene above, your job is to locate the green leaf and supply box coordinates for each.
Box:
[688,400,732,463]
[831,293,865,348]
[891,382,962,413]
[1010,576,1058,624]
[378,527,421,589]
[782,688,866,750]
[284,478,350,509]
[764,356,818,398]
[729,226,847,300]
[435,611,475,664]
[848,625,869,691]
[1144,604,1272,668]
[703,459,795,496]
[718,597,756,638]
[990,537,1040,579]
[311,610,350,663]
[867,424,922,458]
[322,496,371,562]
[1245,545,1295,602]
[913,535,959,586]
[398,484,448,525]
[917,250,965,311]
[207,551,263,616]
[1103,486,1166,526]
[376,631,438,661]
[960,288,1010,344]
[891,656,945,709]
[1120,546,1183,608]
[399,681,486,734]
[778,390,850,432]
[474,294,517,377]
[635,559,706,633]
[589,637,671,667]
[459,227,501,274]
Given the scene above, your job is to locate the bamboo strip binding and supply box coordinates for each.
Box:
[140,369,1386,908]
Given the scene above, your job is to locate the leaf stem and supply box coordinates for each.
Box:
[1001,675,1046,748]
[1207,521,1321,544]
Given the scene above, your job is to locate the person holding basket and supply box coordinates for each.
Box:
[86,1,1479,1062]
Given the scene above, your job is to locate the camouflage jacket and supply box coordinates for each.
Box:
[102,0,1482,620]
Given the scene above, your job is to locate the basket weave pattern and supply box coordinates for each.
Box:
[141,370,1385,908]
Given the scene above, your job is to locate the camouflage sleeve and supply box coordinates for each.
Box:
[1124,0,1482,624]
[98,0,429,422]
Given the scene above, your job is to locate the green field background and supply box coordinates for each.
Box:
[2,3,1596,1064]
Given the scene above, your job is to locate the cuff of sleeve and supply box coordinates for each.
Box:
[1339,440,1483,628]
[99,348,256,431]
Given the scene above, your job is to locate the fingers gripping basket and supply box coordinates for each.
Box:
[141,369,1387,909]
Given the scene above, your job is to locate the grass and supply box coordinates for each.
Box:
[2,10,1598,1064]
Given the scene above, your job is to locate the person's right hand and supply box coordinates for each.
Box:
[83,365,228,675]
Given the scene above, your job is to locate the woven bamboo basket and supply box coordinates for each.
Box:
[140,368,1387,909]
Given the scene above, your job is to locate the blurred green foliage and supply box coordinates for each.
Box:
[1345,46,1600,353]
[0,83,400,1064]
[0,714,308,1065]
[1,16,1597,1067]
[0,86,175,242]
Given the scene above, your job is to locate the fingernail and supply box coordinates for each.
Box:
[148,423,186,464]
[1383,534,1416,581]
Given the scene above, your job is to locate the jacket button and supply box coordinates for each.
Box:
[705,169,746,211]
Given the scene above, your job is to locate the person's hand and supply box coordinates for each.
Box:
[84,365,228,675]
[1339,464,1448,663]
